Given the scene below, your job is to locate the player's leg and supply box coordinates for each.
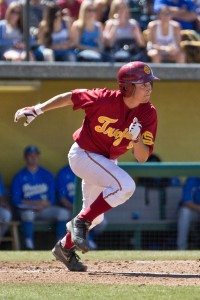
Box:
[60,182,104,256]
[35,206,69,240]
[67,143,135,252]
[0,207,12,240]
[20,210,36,250]
[177,206,194,250]
[50,198,87,270]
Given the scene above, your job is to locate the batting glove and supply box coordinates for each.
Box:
[14,104,43,127]
[129,117,142,142]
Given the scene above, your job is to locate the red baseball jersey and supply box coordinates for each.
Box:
[71,88,157,159]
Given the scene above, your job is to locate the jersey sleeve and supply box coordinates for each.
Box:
[182,177,198,203]
[0,175,6,196]
[11,174,23,207]
[56,167,75,204]
[45,171,55,205]
[56,169,67,200]
[71,88,105,111]
[141,105,158,155]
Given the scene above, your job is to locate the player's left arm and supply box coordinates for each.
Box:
[14,92,73,126]
[132,137,150,163]
[129,109,157,162]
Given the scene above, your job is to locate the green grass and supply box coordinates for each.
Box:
[1,251,200,300]
[0,250,200,262]
[1,284,200,300]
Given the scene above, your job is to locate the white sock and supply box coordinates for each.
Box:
[25,238,34,249]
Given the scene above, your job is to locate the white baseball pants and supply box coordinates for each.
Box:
[68,142,136,229]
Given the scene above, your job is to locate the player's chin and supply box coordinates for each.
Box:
[142,97,150,103]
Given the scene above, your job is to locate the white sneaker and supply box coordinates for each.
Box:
[25,238,34,250]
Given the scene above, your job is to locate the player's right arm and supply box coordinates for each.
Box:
[14,92,73,126]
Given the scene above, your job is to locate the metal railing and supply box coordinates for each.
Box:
[74,162,200,215]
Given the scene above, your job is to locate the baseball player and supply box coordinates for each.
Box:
[14,61,159,271]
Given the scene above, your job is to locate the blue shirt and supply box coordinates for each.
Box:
[56,165,75,205]
[180,177,200,206]
[80,23,100,48]
[0,175,6,196]
[11,167,55,207]
[154,0,197,30]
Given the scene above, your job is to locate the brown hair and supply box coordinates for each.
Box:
[5,1,23,31]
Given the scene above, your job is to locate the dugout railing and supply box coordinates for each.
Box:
[74,162,200,250]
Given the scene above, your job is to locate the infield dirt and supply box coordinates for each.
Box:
[0,260,200,286]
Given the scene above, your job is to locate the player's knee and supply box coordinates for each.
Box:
[119,177,136,204]
[124,178,136,199]
[20,210,35,221]
[110,178,135,207]
[56,208,70,221]
[2,209,12,222]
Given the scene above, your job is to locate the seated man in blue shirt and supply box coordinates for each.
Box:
[0,174,12,243]
[56,164,107,250]
[177,177,200,250]
[154,0,197,30]
[11,145,68,250]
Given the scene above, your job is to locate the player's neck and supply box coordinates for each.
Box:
[27,165,39,173]
[123,97,140,109]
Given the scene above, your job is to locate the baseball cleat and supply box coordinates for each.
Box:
[52,241,87,272]
[66,216,91,253]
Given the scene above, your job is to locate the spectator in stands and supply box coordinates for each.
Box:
[29,0,44,29]
[0,0,8,20]
[0,1,34,61]
[56,164,107,249]
[103,0,148,62]
[36,3,75,61]
[11,145,68,250]
[93,0,112,25]
[177,177,200,250]
[0,174,12,243]
[194,0,200,32]
[147,5,185,63]
[71,0,104,62]
[154,0,197,30]
[127,0,155,30]
[56,0,83,21]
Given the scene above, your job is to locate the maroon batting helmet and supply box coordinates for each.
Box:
[118,61,159,97]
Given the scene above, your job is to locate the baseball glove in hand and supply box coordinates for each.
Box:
[14,104,43,126]
[129,117,142,141]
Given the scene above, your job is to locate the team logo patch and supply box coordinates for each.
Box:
[144,66,150,74]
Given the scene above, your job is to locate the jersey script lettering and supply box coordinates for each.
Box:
[95,116,154,148]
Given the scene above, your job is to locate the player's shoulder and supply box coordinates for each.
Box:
[38,166,54,178]
[144,102,157,115]
[185,177,200,186]
[73,87,119,98]
[57,165,71,176]
[138,102,157,121]
[12,167,28,182]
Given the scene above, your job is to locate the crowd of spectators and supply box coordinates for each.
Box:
[1,0,200,63]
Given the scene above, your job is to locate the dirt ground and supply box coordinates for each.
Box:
[0,259,200,286]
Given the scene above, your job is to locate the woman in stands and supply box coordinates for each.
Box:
[70,0,104,62]
[37,3,75,61]
[147,6,185,63]
[0,2,34,61]
[103,0,146,62]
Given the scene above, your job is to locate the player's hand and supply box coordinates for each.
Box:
[129,117,142,141]
[14,104,43,127]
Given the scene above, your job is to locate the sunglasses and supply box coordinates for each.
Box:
[160,11,171,16]
[11,10,21,14]
[86,8,96,12]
